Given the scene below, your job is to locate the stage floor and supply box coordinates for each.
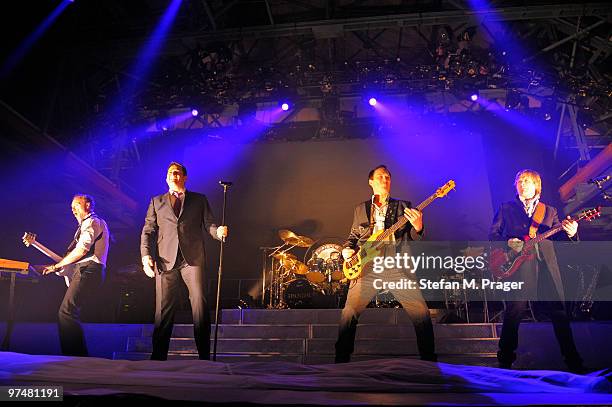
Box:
[1,352,611,406]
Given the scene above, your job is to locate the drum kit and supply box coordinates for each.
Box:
[262,229,347,309]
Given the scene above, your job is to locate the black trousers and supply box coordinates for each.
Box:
[335,271,436,362]
[151,257,210,360]
[498,260,582,368]
[58,261,104,357]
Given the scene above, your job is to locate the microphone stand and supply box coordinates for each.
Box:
[212,181,231,361]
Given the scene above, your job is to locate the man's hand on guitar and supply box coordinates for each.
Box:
[342,248,355,261]
[562,216,578,238]
[42,264,59,275]
[403,208,423,232]
[507,238,524,253]
[142,255,156,278]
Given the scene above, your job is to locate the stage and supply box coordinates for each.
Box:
[1,309,612,405]
[2,1,612,405]
[2,309,612,370]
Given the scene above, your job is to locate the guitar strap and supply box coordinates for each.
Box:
[65,214,103,256]
[385,199,399,234]
[528,202,546,239]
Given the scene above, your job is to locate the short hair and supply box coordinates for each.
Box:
[73,194,95,210]
[514,169,542,195]
[168,161,187,176]
[368,165,391,180]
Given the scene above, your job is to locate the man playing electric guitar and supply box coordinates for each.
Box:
[38,194,109,357]
[490,169,584,372]
[335,165,436,363]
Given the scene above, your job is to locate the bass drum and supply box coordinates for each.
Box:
[306,242,345,284]
[283,279,315,308]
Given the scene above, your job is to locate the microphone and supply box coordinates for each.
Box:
[219,181,233,187]
[589,175,611,187]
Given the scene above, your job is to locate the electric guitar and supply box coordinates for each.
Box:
[489,207,600,280]
[342,180,456,280]
[22,232,74,287]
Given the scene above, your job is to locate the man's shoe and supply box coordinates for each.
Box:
[567,364,589,374]
[335,355,350,364]
[420,354,438,362]
[497,350,515,369]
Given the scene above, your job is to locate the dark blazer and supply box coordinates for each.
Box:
[140,191,219,272]
[344,198,423,249]
[489,197,568,301]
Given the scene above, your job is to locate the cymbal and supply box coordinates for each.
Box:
[278,229,298,242]
[290,260,308,275]
[272,252,297,262]
[285,235,315,247]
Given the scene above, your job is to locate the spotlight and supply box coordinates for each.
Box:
[368,97,377,106]
[281,102,290,111]
[191,108,199,117]
[470,93,479,102]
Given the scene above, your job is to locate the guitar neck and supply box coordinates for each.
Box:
[527,213,589,247]
[31,241,63,263]
[530,225,564,244]
[376,192,438,242]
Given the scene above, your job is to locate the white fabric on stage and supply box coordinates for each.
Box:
[1,352,610,405]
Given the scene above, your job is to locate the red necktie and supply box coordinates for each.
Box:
[171,192,182,217]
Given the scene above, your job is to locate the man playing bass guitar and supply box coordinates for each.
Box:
[335,165,437,363]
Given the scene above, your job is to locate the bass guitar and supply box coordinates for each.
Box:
[342,180,456,280]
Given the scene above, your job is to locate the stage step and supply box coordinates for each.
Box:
[113,352,305,363]
[215,308,448,325]
[307,338,498,355]
[118,320,498,363]
[139,323,497,339]
[127,337,307,354]
[124,336,498,354]
[112,352,498,366]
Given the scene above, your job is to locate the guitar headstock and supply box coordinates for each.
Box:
[435,180,456,198]
[22,232,37,247]
[576,207,601,222]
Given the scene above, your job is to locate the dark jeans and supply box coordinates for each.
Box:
[151,257,210,360]
[498,300,582,368]
[335,273,436,363]
[58,261,105,356]
[498,259,582,368]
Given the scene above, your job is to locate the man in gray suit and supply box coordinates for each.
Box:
[141,162,228,360]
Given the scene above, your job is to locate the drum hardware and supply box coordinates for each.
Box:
[572,264,601,320]
[260,229,316,309]
[441,272,470,323]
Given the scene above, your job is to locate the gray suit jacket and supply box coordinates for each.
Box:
[140,191,219,272]
[344,198,423,250]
